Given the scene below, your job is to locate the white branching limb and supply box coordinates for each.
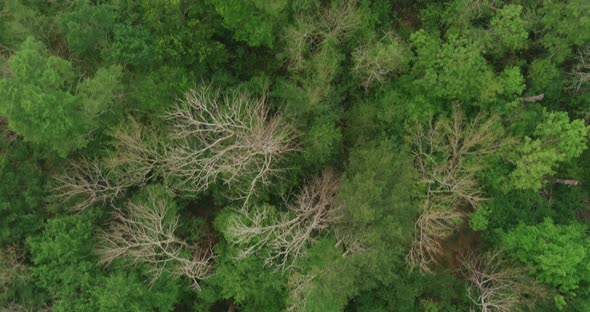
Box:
[408,107,510,272]
[461,251,546,312]
[165,87,297,205]
[569,47,590,94]
[287,272,318,312]
[407,207,465,273]
[227,170,341,271]
[106,118,163,187]
[352,32,406,90]
[51,157,128,212]
[51,120,163,212]
[97,191,213,291]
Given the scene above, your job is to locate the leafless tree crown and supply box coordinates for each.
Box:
[461,251,546,312]
[164,87,297,205]
[51,157,128,212]
[226,169,341,271]
[407,107,510,272]
[96,190,214,291]
[53,87,297,211]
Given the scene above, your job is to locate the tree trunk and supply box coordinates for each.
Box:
[552,178,580,186]
[521,94,544,103]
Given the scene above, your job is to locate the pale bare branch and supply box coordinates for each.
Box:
[226,170,341,271]
[51,157,128,211]
[96,190,214,291]
[461,251,546,312]
[164,87,297,206]
[407,107,511,271]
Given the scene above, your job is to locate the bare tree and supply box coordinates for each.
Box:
[287,272,318,312]
[51,157,127,211]
[568,47,590,94]
[318,0,363,41]
[407,107,511,271]
[97,189,214,291]
[164,87,297,205]
[352,32,407,90]
[106,118,163,187]
[407,208,465,273]
[226,170,341,271]
[461,251,546,312]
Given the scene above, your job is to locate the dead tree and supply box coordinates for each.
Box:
[106,118,163,187]
[461,251,546,312]
[227,170,341,271]
[97,190,214,291]
[407,208,465,273]
[52,157,127,211]
[407,107,511,272]
[165,87,297,206]
[569,47,590,94]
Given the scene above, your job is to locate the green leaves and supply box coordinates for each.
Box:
[504,218,590,295]
[28,215,99,311]
[209,0,287,47]
[491,4,528,51]
[0,37,122,157]
[510,111,589,190]
[57,3,115,57]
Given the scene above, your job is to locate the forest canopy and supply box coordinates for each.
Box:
[1,0,590,311]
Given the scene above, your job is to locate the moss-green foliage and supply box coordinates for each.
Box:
[540,0,590,64]
[94,271,180,312]
[28,215,100,311]
[208,0,287,48]
[105,24,158,70]
[57,3,114,58]
[198,241,287,312]
[0,142,44,246]
[293,141,420,309]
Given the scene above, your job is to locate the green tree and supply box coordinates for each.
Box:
[0,37,122,157]
[409,30,497,105]
[540,0,590,64]
[0,141,44,246]
[198,241,287,312]
[490,4,528,52]
[510,111,589,191]
[105,24,158,70]
[94,271,180,312]
[503,218,590,295]
[208,0,288,47]
[28,215,100,311]
[57,3,115,57]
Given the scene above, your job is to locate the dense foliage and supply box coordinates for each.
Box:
[1,0,589,311]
